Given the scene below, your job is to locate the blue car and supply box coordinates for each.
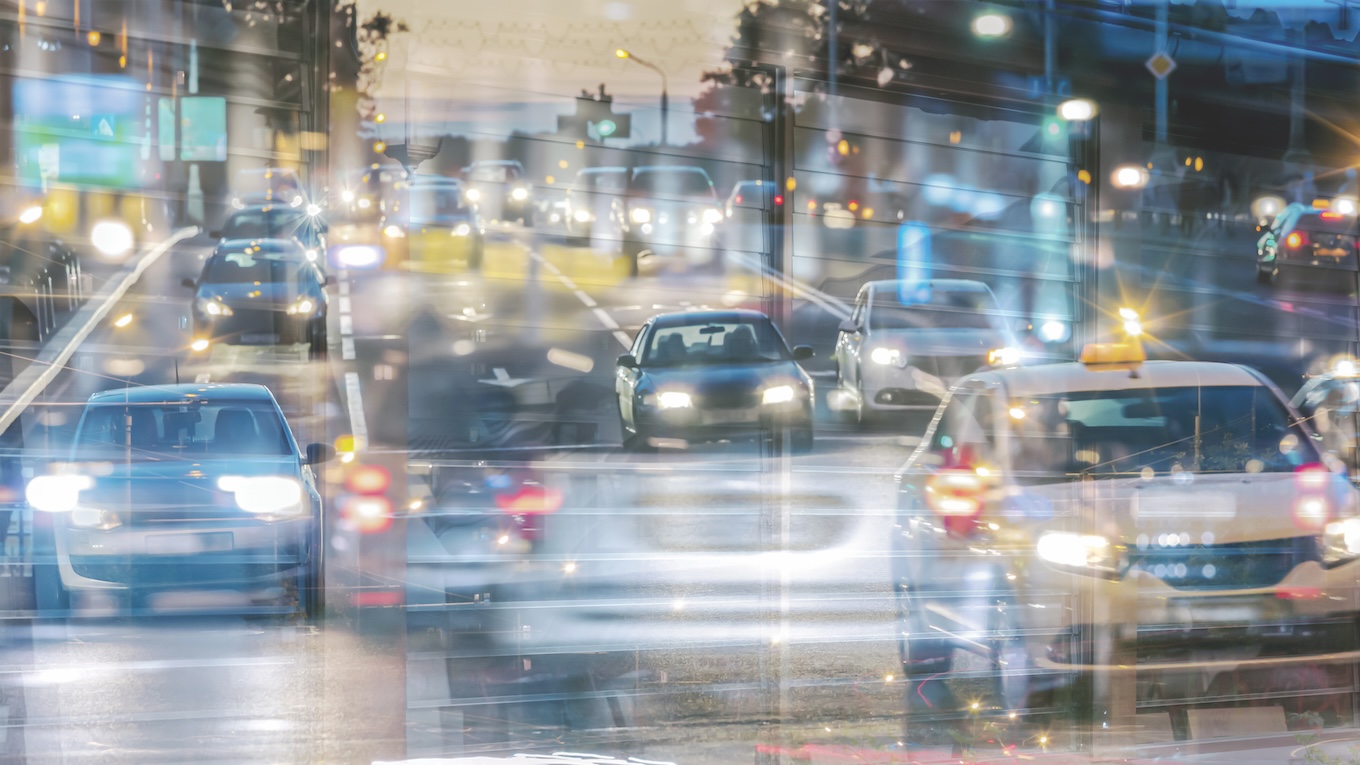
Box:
[28,383,333,616]
[616,309,815,452]
[184,238,330,357]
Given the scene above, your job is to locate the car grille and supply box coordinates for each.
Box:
[910,354,989,380]
[635,493,854,552]
[695,384,758,410]
[1131,536,1317,591]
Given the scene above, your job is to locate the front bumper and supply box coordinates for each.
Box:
[56,518,313,591]
[634,403,812,442]
[196,309,314,345]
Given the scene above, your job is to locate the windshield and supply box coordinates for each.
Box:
[1007,385,1317,478]
[642,320,789,366]
[630,169,714,197]
[234,170,300,196]
[204,251,295,283]
[408,184,468,221]
[869,289,997,330]
[467,165,515,182]
[221,210,309,239]
[73,401,292,460]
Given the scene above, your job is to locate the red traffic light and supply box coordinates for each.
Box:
[773,194,784,206]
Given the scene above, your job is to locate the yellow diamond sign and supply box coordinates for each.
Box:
[1146,51,1177,80]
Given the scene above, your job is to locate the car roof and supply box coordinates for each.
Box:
[961,360,1265,398]
[468,159,523,167]
[228,205,304,217]
[650,309,771,327]
[89,383,277,404]
[214,238,305,256]
[578,166,625,175]
[411,175,462,185]
[632,165,711,176]
[865,278,991,295]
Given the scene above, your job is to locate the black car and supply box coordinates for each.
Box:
[27,383,333,616]
[462,160,534,225]
[616,309,815,452]
[1256,203,1359,285]
[212,205,327,266]
[184,239,329,356]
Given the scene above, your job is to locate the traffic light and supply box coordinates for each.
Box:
[557,86,630,140]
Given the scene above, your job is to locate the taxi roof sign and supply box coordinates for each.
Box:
[1080,341,1146,368]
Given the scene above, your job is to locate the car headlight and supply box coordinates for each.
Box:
[70,507,122,531]
[988,346,1023,367]
[453,223,472,237]
[341,190,355,203]
[465,188,482,202]
[870,347,901,366]
[218,475,306,520]
[357,197,372,209]
[762,385,796,405]
[231,197,245,210]
[91,220,134,259]
[656,390,692,409]
[27,475,93,513]
[383,224,405,239]
[334,245,383,269]
[573,209,592,223]
[305,248,319,262]
[511,186,530,201]
[702,208,723,225]
[286,297,315,315]
[1323,517,1360,566]
[1036,531,1125,577]
[630,207,652,224]
[199,299,233,317]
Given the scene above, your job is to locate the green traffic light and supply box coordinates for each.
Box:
[596,119,617,137]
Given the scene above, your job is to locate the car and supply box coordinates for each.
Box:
[379,175,484,273]
[615,165,725,274]
[1292,360,1360,472]
[183,238,330,357]
[893,340,1360,718]
[1256,202,1359,285]
[27,383,334,615]
[835,279,1020,423]
[212,205,327,266]
[565,166,627,244]
[461,160,534,225]
[724,179,775,220]
[615,309,815,452]
[230,167,306,210]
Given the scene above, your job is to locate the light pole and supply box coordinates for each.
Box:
[615,48,667,146]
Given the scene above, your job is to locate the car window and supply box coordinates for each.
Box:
[1006,385,1317,478]
[222,210,309,239]
[630,169,715,198]
[205,252,294,283]
[868,286,997,330]
[72,401,292,460]
[641,320,790,366]
[467,165,516,182]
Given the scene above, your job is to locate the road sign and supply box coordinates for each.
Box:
[1146,51,1177,80]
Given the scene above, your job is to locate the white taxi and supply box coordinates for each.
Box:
[893,338,1360,715]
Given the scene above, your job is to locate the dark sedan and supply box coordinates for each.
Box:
[27,383,333,616]
[184,238,330,357]
[616,310,814,452]
[212,205,327,267]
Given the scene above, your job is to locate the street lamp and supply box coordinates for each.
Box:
[616,48,668,146]
[971,13,1012,38]
[1058,98,1097,122]
[1111,164,1149,190]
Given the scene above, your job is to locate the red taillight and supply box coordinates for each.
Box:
[494,486,563,514]
[735,194,743,204]
[344,495,393,533]
[1321,211,1345,220]
[347,464,391,495]
[1286,231,1307,249]
[925,467,992,536]
[1293,462,1332,531]
[773,194,784,206]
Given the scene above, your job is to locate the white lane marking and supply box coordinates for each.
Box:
[344,371,368,449]
[341,336,355,361]
[558,275,578,291]
[590,307,620,330]
[727,250,852,320]
[338,295,352,314]
[339,314,353,336]
[338,280,350,296]
[0,227,198,436]
[574,290,598,308]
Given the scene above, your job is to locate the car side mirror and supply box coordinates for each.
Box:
[793,345,814,361]
[304,442,335,466]
[838,319,859,334]
[208,230,222,239]
[617,353,638,369]
[181,277,197,290]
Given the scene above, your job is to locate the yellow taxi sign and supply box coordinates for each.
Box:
[1080,341,1146,367]
[1312,198,1331,209]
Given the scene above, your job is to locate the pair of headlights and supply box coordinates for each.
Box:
[650,385,800,409]
[26,475,307,525]
[629,207,723,225]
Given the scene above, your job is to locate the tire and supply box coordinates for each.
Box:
[988,595,1034,714]
[1257,267,1276,286]
[308,318,328,360]
[898,587,953,676]
[298,525,324,621]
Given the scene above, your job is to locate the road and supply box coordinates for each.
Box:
[0,216,1348,763]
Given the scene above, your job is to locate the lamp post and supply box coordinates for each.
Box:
[615,48,667,146]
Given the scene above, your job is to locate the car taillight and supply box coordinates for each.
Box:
[1286,231,1308,249]
[925,467,993,536]
[1293,462,1332,531]
[494,485,563,514]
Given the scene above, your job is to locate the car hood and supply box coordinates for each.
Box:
[868,327,1010,356]
[1020,472,1356,545]
[199,282,302,306]
[66,458,302,518]
[641,360,809,393]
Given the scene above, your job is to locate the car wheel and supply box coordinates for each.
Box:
[298,525,324,621]
[308,317,328,360]
[1256,267,1276,286]
[988,596,1034,714]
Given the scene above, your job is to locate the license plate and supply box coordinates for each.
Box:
[703,408,756,425]
[146,532,233,556]
[240,333,279,344]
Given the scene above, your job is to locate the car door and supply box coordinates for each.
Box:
[837,287,869,392]
[617,323,651,426]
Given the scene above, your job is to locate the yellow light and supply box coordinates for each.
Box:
[1118,307,1139,321]
[575,140,585,149]
[113,313,133,328]
[786,176,797,191]
[1077,169,1092,184]
[970,701,981,711]
[409,499,423,511]
[975,466,991,477]
[883,674,894,683]
[118,55,127,68]
[375,51,387,61]
[34,1,45,16]
[86,30,100,46]
[862,207,874,219]
[375,113,386,123]
[1009,407,1026,420]
[189,338,209,352]
[848,201,859,212]
[18,206,43,224]
[545,175,555,184]
[558,159,569,169]
[1185,157,1192,167]
[334,435,356,453]
[1123,320,1143,337]
[949,131,962,144]
[837,139,850,156]
[615,48,629,59]
[1194,156,1204,172]
[373,141,386,153]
